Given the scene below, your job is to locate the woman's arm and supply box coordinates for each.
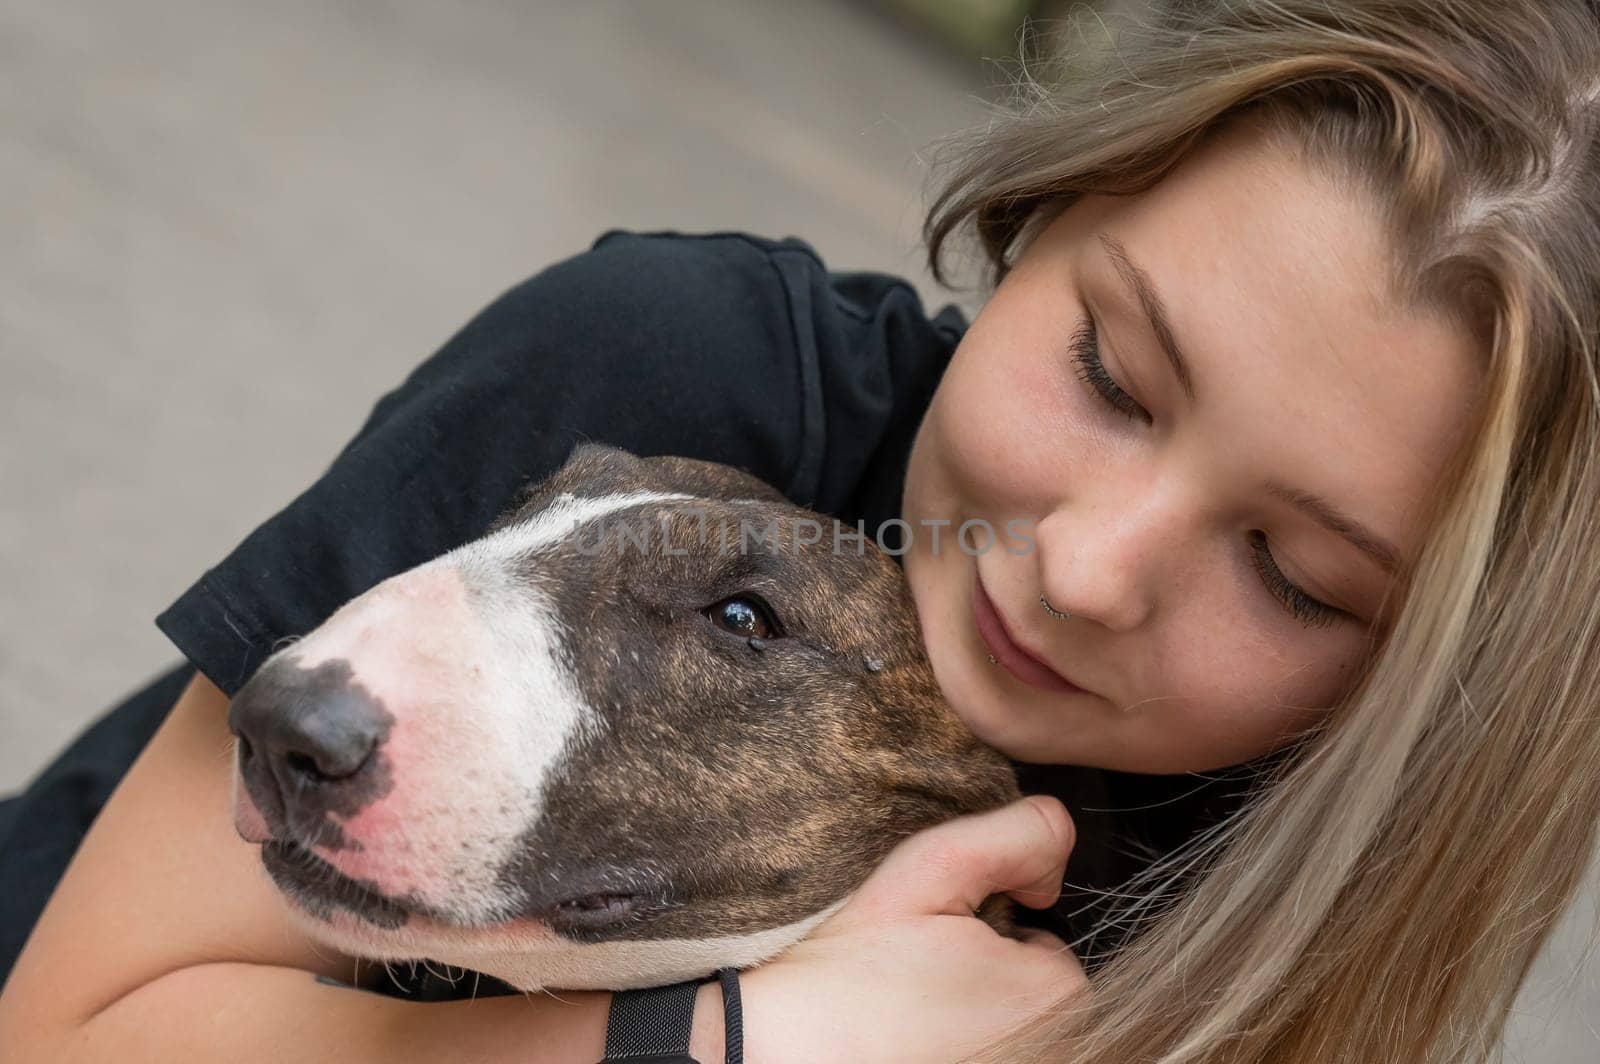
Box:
[0,671,630,1063]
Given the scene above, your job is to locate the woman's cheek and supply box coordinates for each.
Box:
[939,345,1095,511]
[1178,637,1347,758]
[931,372,1034,505]
[1226,605,1373,712]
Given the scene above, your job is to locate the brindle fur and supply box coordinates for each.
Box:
[489,444,1021,940]
[240,441,1024,954]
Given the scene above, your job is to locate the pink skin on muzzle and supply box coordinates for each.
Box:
[232,563,539,912]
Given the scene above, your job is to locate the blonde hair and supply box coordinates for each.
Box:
[922,1,1600,1060]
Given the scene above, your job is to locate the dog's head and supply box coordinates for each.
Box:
[228,442,1018,989]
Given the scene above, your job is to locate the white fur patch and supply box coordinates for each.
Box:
[295,894,851,991]
[454,489,701,565]
[403,490,704,918]
[422,485,703,768]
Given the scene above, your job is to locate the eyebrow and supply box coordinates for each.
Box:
[1097,233,1197,403]
[1265,481,1402,576]
[1095,233,1402,577]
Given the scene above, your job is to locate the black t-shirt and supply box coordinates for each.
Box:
[0,229,1251,988]
[151,228,960,689]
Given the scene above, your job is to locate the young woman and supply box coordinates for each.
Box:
[4,0,1598,1060]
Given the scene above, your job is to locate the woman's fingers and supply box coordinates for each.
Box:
[840,796,1076,925]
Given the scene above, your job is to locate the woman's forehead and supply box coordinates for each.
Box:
[1063,123,1406,341]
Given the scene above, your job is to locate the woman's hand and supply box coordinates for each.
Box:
[734,795,1088,1063]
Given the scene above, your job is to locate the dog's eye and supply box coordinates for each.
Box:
[704,594,782,640]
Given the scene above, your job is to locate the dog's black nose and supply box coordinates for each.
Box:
[229,657,394,840]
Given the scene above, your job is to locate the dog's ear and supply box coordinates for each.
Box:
[487,442,789,535]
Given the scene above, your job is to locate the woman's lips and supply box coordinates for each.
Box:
[972,570,1084,694]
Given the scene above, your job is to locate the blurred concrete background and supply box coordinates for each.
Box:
[1,0,1594,1058]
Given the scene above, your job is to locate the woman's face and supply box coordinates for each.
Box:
[902,123,1482,773]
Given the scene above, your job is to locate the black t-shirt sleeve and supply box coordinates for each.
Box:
[154,229,965,696]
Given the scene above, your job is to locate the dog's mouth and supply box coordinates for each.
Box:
[261,841,416,929]
[260,841,664,936]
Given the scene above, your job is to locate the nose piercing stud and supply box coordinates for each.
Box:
[987,653,998,664]
[1040,593,1072,621]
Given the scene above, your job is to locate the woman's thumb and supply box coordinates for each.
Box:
[846,795,1076,922]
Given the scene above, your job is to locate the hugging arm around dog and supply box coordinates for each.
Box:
[8,1,1600,1061]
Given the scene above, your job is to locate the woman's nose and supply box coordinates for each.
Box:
[1032,488,1189,632]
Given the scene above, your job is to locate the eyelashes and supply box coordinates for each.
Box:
[1246,532,1339,629]
[1064,315,1341,631]
[1068,317,1148,423]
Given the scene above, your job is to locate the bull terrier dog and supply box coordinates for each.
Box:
[228,442,1021,992]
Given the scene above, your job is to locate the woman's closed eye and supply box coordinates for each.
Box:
[1065,315,1343,631]
[1068,316,1149,424]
